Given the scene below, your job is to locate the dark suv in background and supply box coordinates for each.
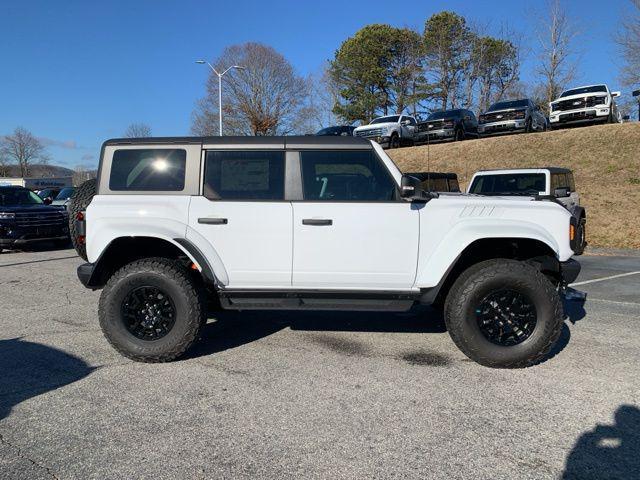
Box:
[417,109,479,142]
[0,186,69,253]
[478,99,547,136]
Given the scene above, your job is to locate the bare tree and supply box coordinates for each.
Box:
[534,0,580,110]
[615,0,640,91]
[73,164,97,186]
[192,43,308,136]
[124,123,152,138]
[0,127,49,177]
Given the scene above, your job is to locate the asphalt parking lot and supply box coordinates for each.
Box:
[0,247,639,480]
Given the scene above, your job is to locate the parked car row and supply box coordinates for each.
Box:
[318,83,623,148]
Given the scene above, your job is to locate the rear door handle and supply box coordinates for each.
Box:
[302,219,332,226]
[198,217,228,225]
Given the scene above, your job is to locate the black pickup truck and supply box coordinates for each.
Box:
[0,186,69,253]
[416,109,479,143]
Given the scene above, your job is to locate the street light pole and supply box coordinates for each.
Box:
[195,60,245,136]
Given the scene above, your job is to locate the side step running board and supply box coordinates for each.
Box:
[218,290,420,312]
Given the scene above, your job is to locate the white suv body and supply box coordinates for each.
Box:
[353,114,417,148]
[549,84,622,127]
[74,136,580,368]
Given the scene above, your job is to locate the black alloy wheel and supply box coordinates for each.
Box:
[121,286,176,341]
[475,289,537,346]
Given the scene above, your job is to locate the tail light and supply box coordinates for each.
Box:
[77,235,86,245]
[76,211,84,221]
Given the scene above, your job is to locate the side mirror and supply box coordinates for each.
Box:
[43,197,53,205]
[401,119,411,126]
[612,91,621,98]
[464,115,471,121]
[554,187,570,198]
[400,174,439,200]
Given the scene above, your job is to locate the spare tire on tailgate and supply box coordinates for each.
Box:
[69,178,97,261]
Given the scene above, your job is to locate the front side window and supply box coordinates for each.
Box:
[110,149,186,191]
[300,150,396,201]
[204,150,285,200]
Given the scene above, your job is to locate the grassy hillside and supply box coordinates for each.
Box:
[389,123,640,249]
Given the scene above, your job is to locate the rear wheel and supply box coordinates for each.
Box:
[69,178,96,261]
[444,259,563,368]
[99,258,205,362]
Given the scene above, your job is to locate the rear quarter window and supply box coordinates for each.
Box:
[109,149,186,191]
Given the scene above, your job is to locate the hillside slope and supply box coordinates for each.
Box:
[389,123,640,249]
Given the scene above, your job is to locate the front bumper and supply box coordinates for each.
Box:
[0,223,69,247]
[549,107,609,125]
[478,119,525,135]
[416,128,455,142]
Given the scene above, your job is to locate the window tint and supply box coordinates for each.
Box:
[110,149,186,191]
[204,151,285,200]
[300,150,396,201]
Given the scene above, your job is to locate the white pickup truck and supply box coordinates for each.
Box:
[549,84,622,128]
[70,136,581,368]
[353,114,418,148]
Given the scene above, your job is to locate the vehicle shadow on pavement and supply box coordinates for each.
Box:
[0,338,95,420]
[562,405,640,479]
[186,306,446,360]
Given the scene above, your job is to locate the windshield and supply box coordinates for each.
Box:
[55,187,75,200]
[428,110,460,120]
[370,115,400,124]
[560,85,607,97]
[0,188,44,206]
[487,100,528,111]
[469,173,546,195]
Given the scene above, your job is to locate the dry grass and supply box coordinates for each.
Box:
[389,123,640,249]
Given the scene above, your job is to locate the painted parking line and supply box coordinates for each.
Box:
[570,270,640,287]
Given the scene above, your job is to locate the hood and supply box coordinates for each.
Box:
[0,204,66,213]
[551,91,608,105]
[482,107,526,115]
[354,122,397,132]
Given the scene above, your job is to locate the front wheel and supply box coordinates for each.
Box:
[99,258,205,362]
[389,133,400,149]
[444,259,563,368]
[524,117,533,133]
[455,128,465,141]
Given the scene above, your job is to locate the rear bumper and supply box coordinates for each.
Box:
[77,262,99,289]
[560,259,581,285]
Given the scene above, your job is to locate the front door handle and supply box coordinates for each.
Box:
[198,217,228,225]
[302,219,333,226]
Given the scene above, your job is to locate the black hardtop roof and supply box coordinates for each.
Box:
[103,136,372,149]
[475,167,573,174]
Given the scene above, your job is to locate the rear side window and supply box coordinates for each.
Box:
[109,149,186,191]
[204,151,285,200]
[567,173,576,192]
[300,150,396,201]
[551,173,568,190]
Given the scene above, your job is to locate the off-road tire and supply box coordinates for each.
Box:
[390,133,400,149]
[68,178,97,261]
[99,257,205,362]
[574,217,587,255]
[444,259,564,368]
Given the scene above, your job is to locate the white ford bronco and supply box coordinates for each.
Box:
[71,136,581,368]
